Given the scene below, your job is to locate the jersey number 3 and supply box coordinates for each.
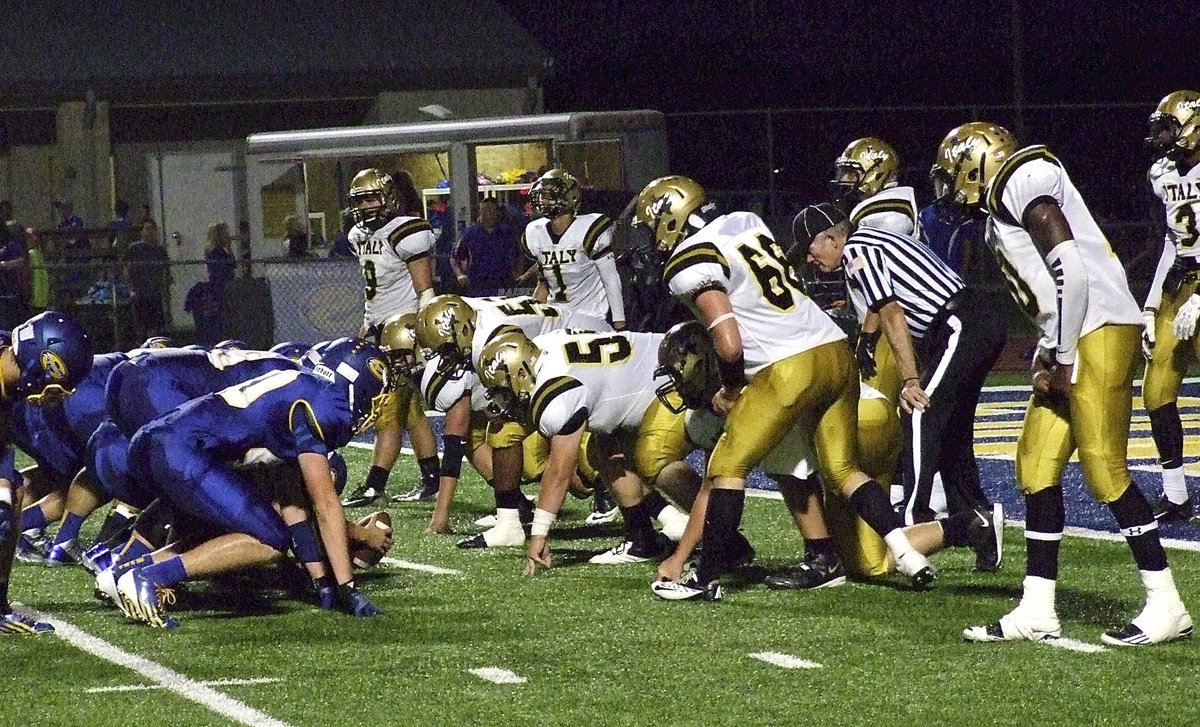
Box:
[1177,206,1200,249]
[736,234,805,311]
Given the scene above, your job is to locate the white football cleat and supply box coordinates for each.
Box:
[650,572,722,601]
[456,524,525,549]
[963,607,1062,643]
[95,568,123,610]
[474,514,497,528]
[1101,601,1193,646]
[589,538,668,565]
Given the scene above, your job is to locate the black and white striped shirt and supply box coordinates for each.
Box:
[841,226,965,338]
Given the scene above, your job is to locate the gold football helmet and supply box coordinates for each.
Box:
[378,312,427,379]
[477,329,541,419]
[632,175,708,253]
[930,122,1019,208]
[416,295,476,367]
[348,168,399,225]
[654,320,719,414]
[832,137,900,201]
[1146,90,1200,157]
[529,169,583,218]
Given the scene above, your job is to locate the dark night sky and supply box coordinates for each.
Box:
[497,0,1197,239]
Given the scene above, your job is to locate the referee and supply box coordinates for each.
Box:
[795,203,1006,561]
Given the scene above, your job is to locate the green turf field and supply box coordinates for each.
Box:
[6,448,1199,726]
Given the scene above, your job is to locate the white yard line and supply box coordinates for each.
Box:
[86,677,281,694]
[15,608,292,727]
[1005,519,1200,553]
[748,651,823,669]
[379,556,462,575]
[1043,638,1107,654]
[468,667,526,684]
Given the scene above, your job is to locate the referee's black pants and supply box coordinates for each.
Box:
[897,290,1006,524]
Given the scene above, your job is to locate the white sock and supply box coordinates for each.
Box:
[654,504,689,541]
[1161,466,1188,505]
[883,529,917,560]
[1140,568,1182,607]
[494,508,521,530]
[1017,575,1057,616]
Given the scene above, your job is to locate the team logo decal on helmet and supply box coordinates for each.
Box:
[40,351,68,382]
[367,357,388,383]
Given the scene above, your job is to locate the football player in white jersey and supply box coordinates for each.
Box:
[933,122,1192,646]
[417,294,613,547]
[521,169,627,330]
[630,176,934,601]
[1139,90,1200,522]
[477,329,695,575]
[342,169,441,509]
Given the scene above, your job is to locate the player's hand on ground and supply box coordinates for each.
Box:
[424,519,451,535]
[899,379,929,413]
[656,555,686,583]
[711,386,741,417]
[524,536,552,576]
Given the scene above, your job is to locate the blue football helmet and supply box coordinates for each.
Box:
[214,339,248,350]
[9,311,94,404]
[269,341,311,362]
[304,337,392,434]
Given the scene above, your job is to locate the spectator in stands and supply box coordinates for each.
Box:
[107,199,134,256]
[0,200,19,239]
[283,214,309,258]
[125,219,171,341]
[24,228,50,313]
[0,223,30,328]
[449,197,520,296]
[184,271,222,345]
[55,198,88,249]
[329,207,356,258]
[919,198,982,277]
[205,221,236,295]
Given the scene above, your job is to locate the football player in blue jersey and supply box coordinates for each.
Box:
[114,338,390,627]
[0,311,94,635]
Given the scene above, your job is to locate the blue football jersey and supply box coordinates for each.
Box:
[137,369,356,465]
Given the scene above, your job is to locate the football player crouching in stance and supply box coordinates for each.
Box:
[652,321,1001,592]
[111,338,390,628]
[0,311,94,634]
[478,329,694,575]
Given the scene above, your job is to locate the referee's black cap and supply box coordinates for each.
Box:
[791,202,847,249]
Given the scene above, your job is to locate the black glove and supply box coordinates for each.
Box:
[337,581,383,618]
[856,330,880,380]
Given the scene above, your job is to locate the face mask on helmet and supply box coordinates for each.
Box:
[830,162,866,207]
[10,311,94,405]
[348,169,399,228]
[529,170,582,219]
[214,339,248,351]
[654,320,718,414]
[269,341,311,362]
[141,336,173,349]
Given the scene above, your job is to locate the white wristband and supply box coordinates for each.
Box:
[531,508,557,538]
[418,288,435,309]
[707,312,736,330]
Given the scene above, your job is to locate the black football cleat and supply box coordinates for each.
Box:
[764,551,847,590]
[1151,496,1194,523]
[342,483,386,508]
[969,503,1004,572]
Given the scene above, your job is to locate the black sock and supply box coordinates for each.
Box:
[696,489,745,583]
[365,465,390,493]
[620,499,655,546]
[941,512,974,548]
[1149,403,1184,470]
[418,456,440,490]
[495,489,525,510]
[1025,486,1064,580]
[804,536,836,560]
[640,489,670,519]
[1108,485,1169,572]
[516,492,534,523]
[95,508,133,546]
[848,480,904,538]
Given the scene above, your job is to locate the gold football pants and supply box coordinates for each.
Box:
[1016,324,1137,503]
[374,380,427,431]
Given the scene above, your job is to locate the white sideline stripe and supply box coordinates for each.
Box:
[1006,519,1200,553]
[468,667,526,684]
[379,556,462,575]
[979,376,1200,394]
[749,651,823,669]
[1044,638,1108,654]
[17,609,292,727]
[86,677,281,694]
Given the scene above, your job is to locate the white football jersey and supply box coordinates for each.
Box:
[468,296,610,370]
[349,215,435,327]
[849,186,920,237]
[528,330,666,436]
[520,213,615,320]
[1149,157,1200,261]
[986,146,1141,343]
[664,211,846,375]
[420,353,489,414]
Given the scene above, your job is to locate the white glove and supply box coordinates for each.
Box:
[1173,295,1200,341]
[1143,309,1157,360]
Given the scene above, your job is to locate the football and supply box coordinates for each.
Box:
[350,511,393,570]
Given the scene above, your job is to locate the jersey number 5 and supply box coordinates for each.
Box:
[563,335,632,365]
[736,233,805,311]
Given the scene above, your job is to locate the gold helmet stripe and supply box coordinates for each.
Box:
[530,375,584,427]
[984,146,1061,225]
[663,243,730,286]
[581,215,614,256]
[387,218,433,249]
[849,199,917,226]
